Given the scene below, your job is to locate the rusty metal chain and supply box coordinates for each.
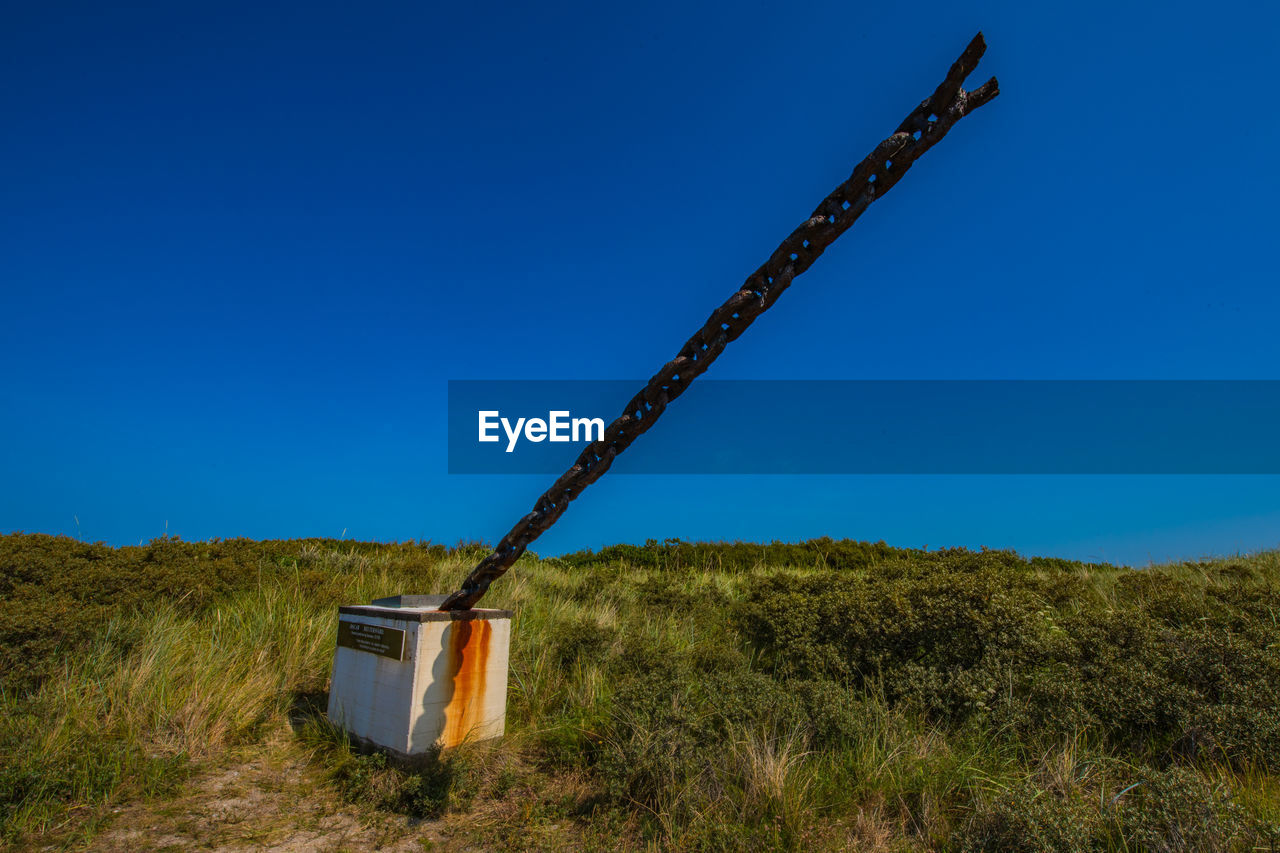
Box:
[439,33,999,611]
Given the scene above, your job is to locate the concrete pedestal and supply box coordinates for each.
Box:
[327,595,512,756]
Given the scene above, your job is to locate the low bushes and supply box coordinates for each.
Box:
[557,536,921,574]
[0,533,472,692]
[2,533,1278,849]
[957,764,1275,852]
[735,552,1280,770]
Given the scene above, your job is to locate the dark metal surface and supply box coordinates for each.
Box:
[440,33,999,611]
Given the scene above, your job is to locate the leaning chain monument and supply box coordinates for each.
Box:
[439,33,1000,611]
[330,33,1000,757]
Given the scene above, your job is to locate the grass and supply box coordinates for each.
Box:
[1,534,1279,850]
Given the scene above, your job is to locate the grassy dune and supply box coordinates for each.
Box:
[1,534,1278,850]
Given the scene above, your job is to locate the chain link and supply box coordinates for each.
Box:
[440,33,999,610]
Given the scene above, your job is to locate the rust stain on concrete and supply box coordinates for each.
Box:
[442,618,491,746]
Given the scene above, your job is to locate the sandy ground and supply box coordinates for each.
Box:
[87,736,446,852]
[76,725,611,853]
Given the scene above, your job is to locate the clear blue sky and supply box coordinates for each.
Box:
[3,1,1278,566]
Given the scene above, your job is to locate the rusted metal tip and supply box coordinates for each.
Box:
[966,76,1000,112]
[953,32,988,79]
[930,32,992,116]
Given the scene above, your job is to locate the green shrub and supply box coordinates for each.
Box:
[957,780,1098,853]
[558,536,925,574]
[327,748,480,819]
[1103,766,1252,852]
[544,615,618,669]
[735,558,1280,769]
[957,765,1267,853]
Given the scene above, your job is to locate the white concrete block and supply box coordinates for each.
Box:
[327,599,512,756]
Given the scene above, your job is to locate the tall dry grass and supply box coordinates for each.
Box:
[3,539,1279,851]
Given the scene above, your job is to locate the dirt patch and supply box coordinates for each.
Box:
[87,730,444,852]
[77,725,619,853]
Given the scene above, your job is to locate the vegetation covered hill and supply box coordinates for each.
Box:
[2,533,1278,850]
